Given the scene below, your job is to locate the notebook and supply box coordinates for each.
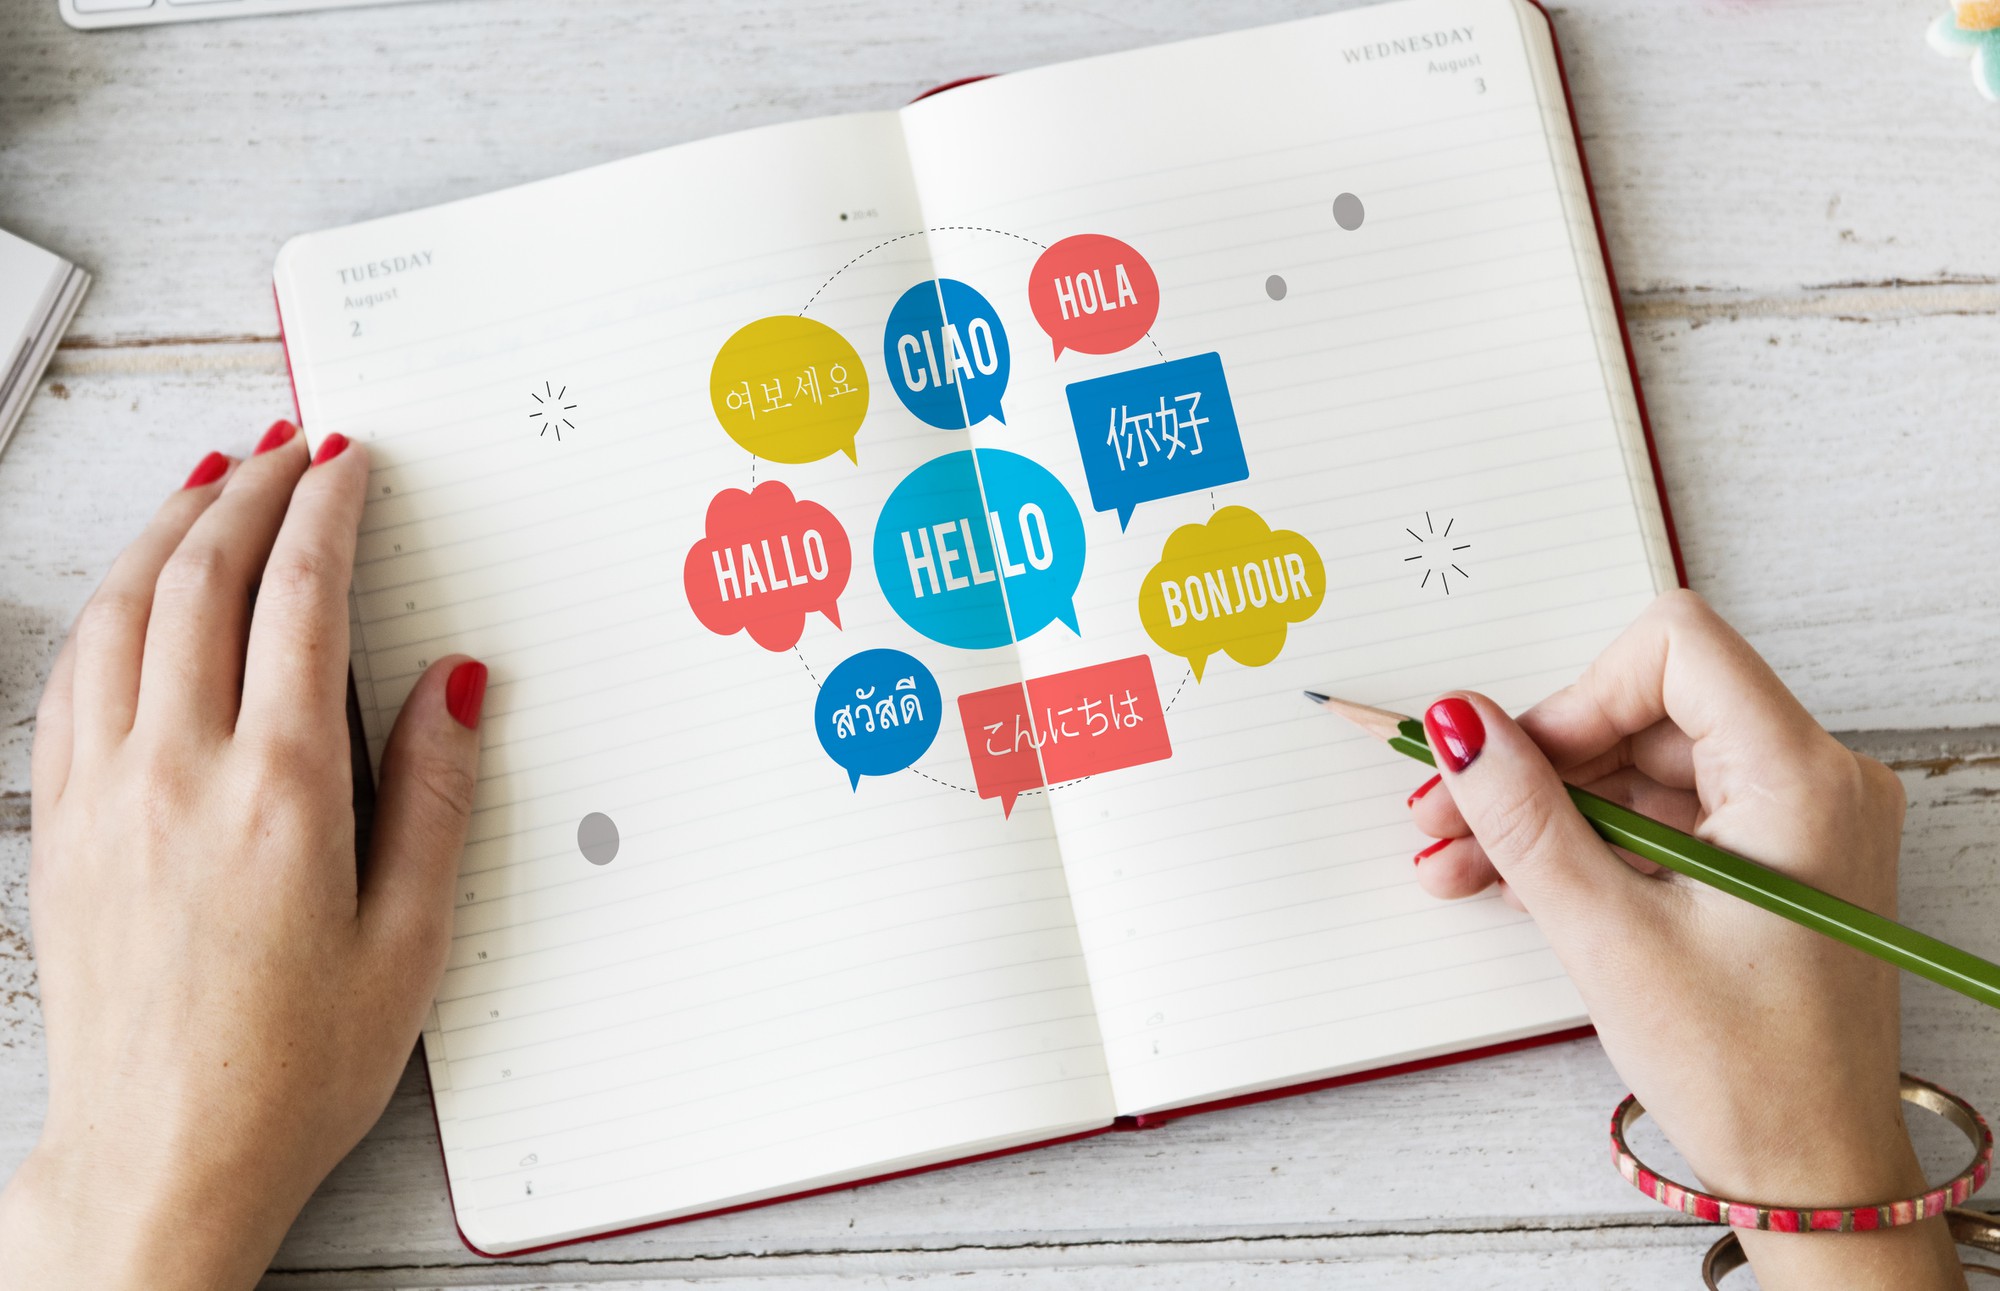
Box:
[0,227,89,462]
[272,0,1680,1255]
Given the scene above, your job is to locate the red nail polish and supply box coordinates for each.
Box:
[445,660,488,730]
[312,432,351,466]
[181,451,229,489]
[1424,697,1486,774]
[1406,774,1441,807]
[254,419,298,455]
[1414,839,1450,865]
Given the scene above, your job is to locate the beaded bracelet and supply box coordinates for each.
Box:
[1610,1074,1993,1232]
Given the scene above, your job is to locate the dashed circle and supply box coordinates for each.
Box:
[1264,274,1288,301]
[1332,193,1366,230]
[577,812,620,865]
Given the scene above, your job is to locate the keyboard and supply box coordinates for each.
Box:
[61,0,449,29]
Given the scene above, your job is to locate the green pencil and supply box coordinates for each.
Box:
[1306,692,2000,1013]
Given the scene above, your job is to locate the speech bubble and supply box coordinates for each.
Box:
[1065,351,1248,530]
[1138,506,1325,681]
[710,315,870,464]
[1027,234,1161,360]
[815,649,942,790]
[874,448,1086,650]
[684,481,851,651]
[882,278,1010,429]
[958,655,1172,817]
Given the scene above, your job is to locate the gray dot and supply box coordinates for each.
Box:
[577,812,619,865]
[1264,274,1288,301]
[1332,192,1365,230]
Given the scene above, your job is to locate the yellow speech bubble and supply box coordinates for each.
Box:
[1138,506,1325,681]
[709,316,870,464]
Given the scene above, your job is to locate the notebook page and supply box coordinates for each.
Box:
[1517,0,1678,582]
[275,112,1116,1253]
[0,227,65,374]
[898,0,1666,1114]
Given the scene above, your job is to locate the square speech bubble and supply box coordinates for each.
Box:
[957,654,1172,816]
[1064,352,1248,529]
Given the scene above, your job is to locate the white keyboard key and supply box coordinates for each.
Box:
[62,0,450,29]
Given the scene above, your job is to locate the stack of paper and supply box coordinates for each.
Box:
[0,227,90,460]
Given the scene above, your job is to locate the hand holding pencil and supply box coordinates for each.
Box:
[1317,592,1970,1288]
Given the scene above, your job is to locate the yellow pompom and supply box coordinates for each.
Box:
[1955,0,2000,31]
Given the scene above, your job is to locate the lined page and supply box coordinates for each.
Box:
[900,0,1671,1114]
[276,113,1115,1253]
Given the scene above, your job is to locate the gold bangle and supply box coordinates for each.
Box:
[1701,1207,2000,1286]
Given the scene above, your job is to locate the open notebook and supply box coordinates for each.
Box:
[273,0,1679,1255]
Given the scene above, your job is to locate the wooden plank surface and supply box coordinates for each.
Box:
[255,1228,1728,1290]
[5,309,1995,792]
[1,0,1997,344]
[0,0,1996,1286]
[2,752,1993,1288]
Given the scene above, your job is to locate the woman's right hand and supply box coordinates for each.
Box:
[1408,590,1966,1290]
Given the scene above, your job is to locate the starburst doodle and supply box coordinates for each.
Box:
[1403,512,1470,594]
[530,382,577,440]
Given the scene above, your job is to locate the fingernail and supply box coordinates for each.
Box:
[1424,697,1486,774]
[1414,839,1450,866]
[181,451,230,489]
[253,419,298,455]
[311,432,351,466]
[1406,774,1441,807]
[445,660,488,730]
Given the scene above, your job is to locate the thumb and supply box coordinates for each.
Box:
[360,655,486,952]
[1424,692,1651,945]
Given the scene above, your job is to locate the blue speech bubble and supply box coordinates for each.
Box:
[815,649,942,790]
[1064,351,1249,529]
[874,449,1085,649]
[883,278,1011,429]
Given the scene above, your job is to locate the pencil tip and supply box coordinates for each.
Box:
[1310,695,1415,742]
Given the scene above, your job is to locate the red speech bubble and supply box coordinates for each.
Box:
[1027,234,1161,360]
[957,654,1172,816]
[684,481,850,651]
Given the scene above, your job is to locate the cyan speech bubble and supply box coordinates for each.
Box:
[1064,351,1249,529]
[882,278,1011,430]
[814,649,941,790]
[873,448,1085,649]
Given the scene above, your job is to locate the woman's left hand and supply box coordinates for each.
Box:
[0,424,485,1291]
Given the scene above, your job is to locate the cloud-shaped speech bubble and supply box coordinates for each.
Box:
[1028,234,1160,360]
[684,481,851,651]
[882,278,1010,429]
[710,315,870,464]
[874,448,1086,650]
[1138,506,1325,681]
[1064,351,1248,530]
[815,649,942,790]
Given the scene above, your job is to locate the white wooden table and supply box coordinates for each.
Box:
[2,1,1997,1285]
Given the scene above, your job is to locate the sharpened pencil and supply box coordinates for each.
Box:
[1305,691,2000,1013]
